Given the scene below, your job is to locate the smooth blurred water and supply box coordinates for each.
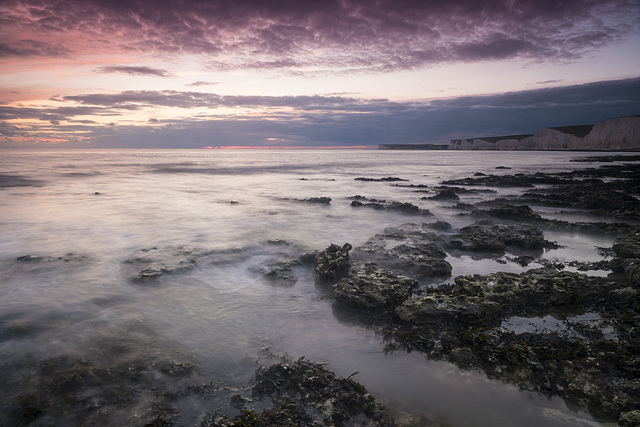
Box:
[0,149,620,426]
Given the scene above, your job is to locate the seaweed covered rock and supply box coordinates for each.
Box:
[353,224,452,281]
[613,230,640,259]
[470,204,542,221]
[247,358,396,427]
[385,242,452,279]
[124,246,205,282]
[333,263,418,310]
[425,188,459,201]
[450,268,631,315]
[611,228,640,285]
[396,294,502,327]
[1,350,204,426]
[351,200,433,216]
[446,220,554,253]
[314,243,352,283]
[619,410,640,427]
[259,261,299,286]
[380,266,640,421]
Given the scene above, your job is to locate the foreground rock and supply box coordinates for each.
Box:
[314,243,352,283]
[204,358,397,427]
[612,228,640,285]
[380,267,639,421]
[333,263,418,310]
[445,220,556,253]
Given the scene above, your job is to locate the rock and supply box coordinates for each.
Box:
[333,263,418,309]
[353,227,452,281]
[17,255,41,262]
[449,347,476,367]
[124,246,203,283]
[619,410,640,427]
[355,176,407,182]
[426,189,459,201]
[229,393,250,408]
[396,293,503,327]
[385,243,452,279]
[250,358,395,426]
[424,221,452,231]
[613,229,640,259]
[351,200,433,216]
[470,204,542,221]
[299,197,331,204]
[450,269,625,315]
[314,243,352,283]
[446,220,553,253]
[260,261,299,286]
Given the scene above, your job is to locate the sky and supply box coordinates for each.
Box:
[1,0,639,149]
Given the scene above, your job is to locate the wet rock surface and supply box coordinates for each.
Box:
[351,199,433,216]
[331,157,640,424]
[0,340,210,427]
[355,176,407,182]
[203,358,396,427]
[333,263,418,310]
[377,267,640,421]
[124,246,205,282]
[445,220,556,253]
[314,243,353,283]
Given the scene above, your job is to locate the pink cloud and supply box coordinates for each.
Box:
[0,0,636,73]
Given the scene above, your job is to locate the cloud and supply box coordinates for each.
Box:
[2,77,638,148]
[187,81,219,87]
[0,0,637,73]
[96,65,172,77]
[0,39,71,58]
[536,80,564,85]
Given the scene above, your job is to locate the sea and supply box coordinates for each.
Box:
[0,149,622,426]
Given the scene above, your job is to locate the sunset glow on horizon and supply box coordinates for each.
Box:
[1,0,639,148]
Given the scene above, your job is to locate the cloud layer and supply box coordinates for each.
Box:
[1,0,637,73]
[2,78,638,148]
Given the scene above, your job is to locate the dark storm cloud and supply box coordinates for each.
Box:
[96,66,173,77]
[1,0,637,72]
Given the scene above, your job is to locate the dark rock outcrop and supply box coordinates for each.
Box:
[445,220,555,253]
[333,263,418,310]
[314,243,352,283]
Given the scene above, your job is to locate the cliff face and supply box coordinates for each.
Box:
[449,116,640,151]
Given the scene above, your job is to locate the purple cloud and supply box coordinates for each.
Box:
[0,39,71,58]
[96,66,173,77]
[187,81,219,87]
[0,0,636,73]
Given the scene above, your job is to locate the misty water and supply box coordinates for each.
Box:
[0,149,622,426]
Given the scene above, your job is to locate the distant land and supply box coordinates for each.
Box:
[379,116,640,151]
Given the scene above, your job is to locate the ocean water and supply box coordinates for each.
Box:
[0,149,621,426]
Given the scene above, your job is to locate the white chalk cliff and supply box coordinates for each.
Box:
[449,116,640,150]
